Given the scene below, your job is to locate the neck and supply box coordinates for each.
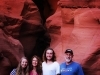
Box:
[22,68,25,71]
[21,69,25,75]
[46,60,53,63]
[66,60,73,65]
[33,67,36,70]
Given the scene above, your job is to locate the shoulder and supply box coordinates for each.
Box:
[12,69,17,72]
[51,62,60,68]
[72,62,81,65]
[54,61,59,64]
[53,61,60,66]
[10,68,17,75]
[42,61,46,65]
[60,62,66,66]
[72,62,82,68]
[42,61,46,64]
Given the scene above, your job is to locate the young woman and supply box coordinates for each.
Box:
[30,55,42,75]
[10,57,29,75]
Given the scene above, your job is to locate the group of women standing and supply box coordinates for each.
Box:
[10,56,42,75]
[10,48,60,75]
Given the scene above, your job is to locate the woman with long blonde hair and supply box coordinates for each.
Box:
[10,57,29,75]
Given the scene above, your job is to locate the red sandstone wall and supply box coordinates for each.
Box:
[0,0,100,75]
[46,0,100,75]
[0,0,49,75]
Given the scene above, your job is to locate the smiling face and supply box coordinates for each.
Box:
[46,49,53,61]
[64,53,73,64]
[32,57,38,67]
[21,58,28,69]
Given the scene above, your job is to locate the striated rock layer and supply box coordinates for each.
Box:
[0,0,100,75]
[0,0,50,75]
[46,0,100,75]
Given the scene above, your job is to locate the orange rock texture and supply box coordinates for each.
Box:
[0,0,50,75]
[0,0,100,75]
[46,0,100,75]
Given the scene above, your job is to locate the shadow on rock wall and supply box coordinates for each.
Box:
[0,14,24,75]
[0,0,50,75]
[19,0,50,59]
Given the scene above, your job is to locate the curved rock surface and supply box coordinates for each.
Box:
[46,0,100,75]
[0,29,24,75]
[0,0,50,75]
[0,0,100,75]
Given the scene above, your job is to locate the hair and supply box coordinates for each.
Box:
[30,55,42,75]
[16,57,29,75]
[42,48,56,62]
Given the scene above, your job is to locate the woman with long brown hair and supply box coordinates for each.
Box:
[10,57,29,75]
[29,55,42,75]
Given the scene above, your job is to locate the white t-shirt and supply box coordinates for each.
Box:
[42,61,60,75]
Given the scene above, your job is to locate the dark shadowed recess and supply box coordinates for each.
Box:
[32,0,52,24]
[19,20,51,62]
[19,0,52,62]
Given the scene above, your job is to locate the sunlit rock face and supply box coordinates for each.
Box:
[46,0,100,75]
[74,9,100,75]
[58,0,100,8]
[0,0,25,16]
